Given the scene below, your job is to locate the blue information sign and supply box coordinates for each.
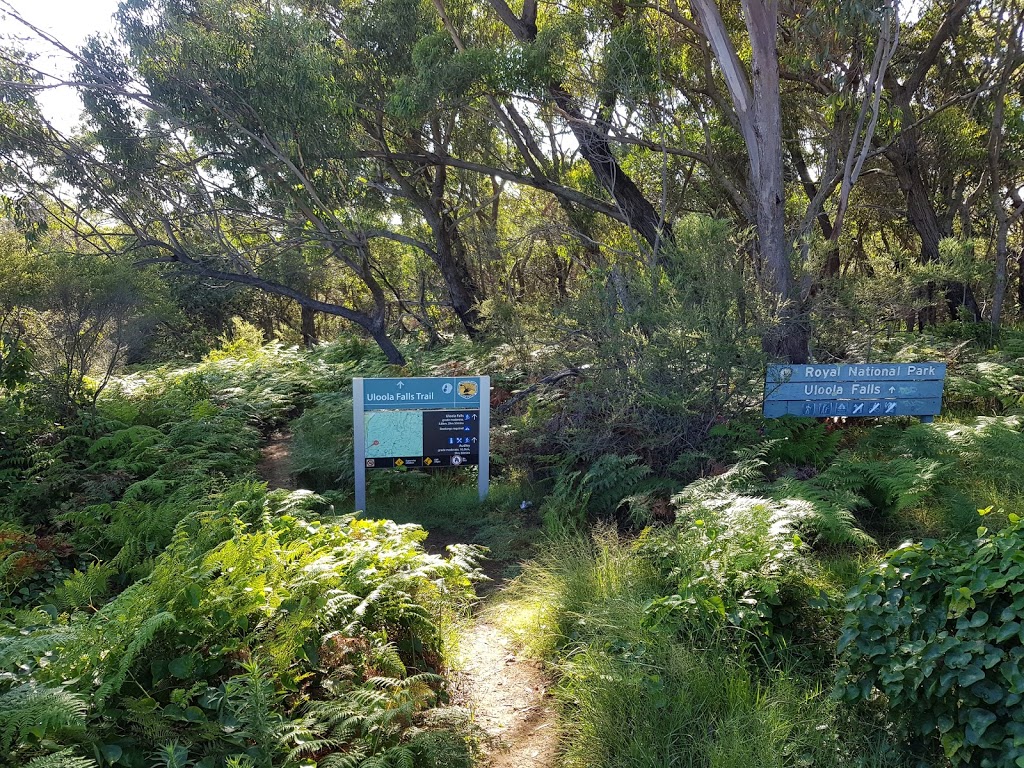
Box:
[763,363,945,421]
[353,376,490,513]
[362,377,483,410]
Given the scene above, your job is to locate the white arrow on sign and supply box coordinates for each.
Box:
[396,381,404,389]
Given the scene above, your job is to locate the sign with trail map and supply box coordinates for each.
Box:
[352,376,490,511]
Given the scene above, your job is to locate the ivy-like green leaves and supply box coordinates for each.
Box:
[835,516,1024,766]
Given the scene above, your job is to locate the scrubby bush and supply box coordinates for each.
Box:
[500,529,908,768]
[642,492,838,665]
[0,486,481,766]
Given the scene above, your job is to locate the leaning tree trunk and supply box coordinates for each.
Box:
[433,212,484,336]
[482,0,672,255]
[368,322,405,365]
[157,256,407,365]
[886,131,981,323]
[549,86,672,253]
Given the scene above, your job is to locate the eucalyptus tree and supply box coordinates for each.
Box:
[469,0,674,256]
[662,0,1024,338]
[588,0,903,360]
[672,0,811,361]
[299,0,490,334]
[880,1,978,320]
[73,29,414,362]
[73,0,499,360]
[981,0,1024,330]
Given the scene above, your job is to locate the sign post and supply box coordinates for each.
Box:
[353,376,490,512]
[763,363,946,422]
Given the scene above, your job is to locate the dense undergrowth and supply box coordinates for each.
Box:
[489,330,1024,768]
[0,339,483,768]
[5,327,1024,767]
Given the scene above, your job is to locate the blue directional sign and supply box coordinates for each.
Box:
[766,380,945,401]
[763,362,945,420]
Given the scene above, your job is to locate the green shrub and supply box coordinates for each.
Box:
[642,494,838,665]
[539,453,656,532]
[707,415,844,470]
[674,453,877,550]
[835,511,1024,767]
[0,341,483,767]
[0,486,481,766]
[204,318,266,363]
[501,530,908,768]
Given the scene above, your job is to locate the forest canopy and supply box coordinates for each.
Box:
[0,0,1020,368]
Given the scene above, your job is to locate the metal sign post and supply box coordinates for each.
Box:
[353,377,366,513]
[763,363,946,422]
[352,376,490,513]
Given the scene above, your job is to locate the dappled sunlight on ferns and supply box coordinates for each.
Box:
[0,344,480,767]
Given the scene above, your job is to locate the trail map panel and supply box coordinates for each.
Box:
[353,377,491,511]
[364,411,423,463]
[362,410,481,469]
[763,363,945,420]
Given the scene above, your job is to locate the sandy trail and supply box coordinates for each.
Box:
[454,620,559,768]
[256,430,295,490]
[255,432,557,765]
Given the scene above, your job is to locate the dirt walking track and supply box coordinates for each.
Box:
[255,433,560,767]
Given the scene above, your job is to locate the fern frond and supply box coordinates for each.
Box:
[673,456,767,507]
[52,563,115,612]
[0,683,89,753]
[25,749,97,768]
[95,610,176,705]
[0,620,79,671]
[318,748,368,768]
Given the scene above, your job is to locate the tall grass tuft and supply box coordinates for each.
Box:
[498,529,915,768]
